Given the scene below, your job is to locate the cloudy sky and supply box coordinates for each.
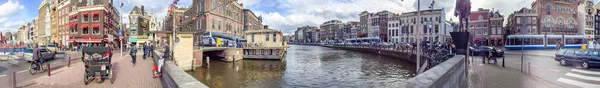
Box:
[0,0,598,34]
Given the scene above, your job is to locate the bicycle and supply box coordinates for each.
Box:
[29,59,47,75]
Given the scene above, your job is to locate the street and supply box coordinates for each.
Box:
[472,50,600,88]
[0,51,80,88]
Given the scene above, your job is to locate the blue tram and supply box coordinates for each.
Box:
[505,35,586,50]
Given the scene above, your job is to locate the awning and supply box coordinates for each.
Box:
[81,12,88,16]
[92,11,100,15]
[69,15,77,18]
[80,24,89,28]
[92,24,100,28]
[69,23,77,27]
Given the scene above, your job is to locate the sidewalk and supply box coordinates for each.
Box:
[468,58,561,88]
[19,52,162,88]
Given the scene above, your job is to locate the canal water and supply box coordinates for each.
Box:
[187,45,417,88]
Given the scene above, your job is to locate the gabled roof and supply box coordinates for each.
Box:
[130,6,141,15]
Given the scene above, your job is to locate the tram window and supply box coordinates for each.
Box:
[535,38,543,45]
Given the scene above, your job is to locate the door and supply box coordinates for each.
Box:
[589,51,600,65]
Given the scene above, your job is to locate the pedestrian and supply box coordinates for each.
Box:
[489,48,497,64]
[143,43,149,60]
[130,44,138,67]
[163,43,170,61]
[556,42,560,51]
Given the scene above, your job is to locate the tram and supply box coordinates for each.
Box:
[505,35,586,50]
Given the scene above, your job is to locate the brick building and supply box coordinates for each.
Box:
[532,0,580,35]
[67,0,119,46]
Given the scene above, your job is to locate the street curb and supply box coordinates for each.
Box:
[504,53,553,57]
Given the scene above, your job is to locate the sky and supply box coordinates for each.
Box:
[0,0,598,34]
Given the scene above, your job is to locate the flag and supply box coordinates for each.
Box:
[201,15,205,19]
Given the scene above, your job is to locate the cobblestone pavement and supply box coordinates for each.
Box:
[19,52,161,88]
[468,57,562,88]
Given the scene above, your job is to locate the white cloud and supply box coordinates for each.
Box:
[0,0,25,17]
[1,20,26,32]
[240,0,537,34]
[0,18,7,23]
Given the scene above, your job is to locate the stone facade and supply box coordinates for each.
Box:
[67,0,119,46]
[489,11,504,46]
[319,20,343,43]
[243,9,263,31]
[469,8,491,43]
[532,0,580,35]
[400,9,447,43]
[507,8,538,35]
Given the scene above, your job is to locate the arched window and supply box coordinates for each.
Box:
[546,5,552,14]
[558,18,564,28]
[568,19,575,29]
[545,17,553,29]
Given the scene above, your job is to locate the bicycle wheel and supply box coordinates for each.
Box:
[40,63,47,71]
[29,62,37,75]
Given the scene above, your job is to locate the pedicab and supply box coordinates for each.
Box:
[82,47,113,85]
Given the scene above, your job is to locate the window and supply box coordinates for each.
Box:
[83,14,88,22]
[558,18,564,28]
[218,20,221,30]
[93,14,99,22]
[266,34,269,41]
[568,19,575,29]
[532,26,537,33]
[71,28,77,34]
[273,34,277,42]
[93,27,100,34]
[545,17,553,28]
[212,0,215,10]
[83,27,89,34]
[435,25,439,33]
[251,34,254,42]
[211,19,215,29]
[546,5,552,14]
[517,17,521,24]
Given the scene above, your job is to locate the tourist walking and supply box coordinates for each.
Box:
[130,44,138,67]
[143,43,148,60]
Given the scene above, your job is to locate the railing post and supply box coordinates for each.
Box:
[47,64,51,76]
[12,71,16,88]
[502,57,505,67]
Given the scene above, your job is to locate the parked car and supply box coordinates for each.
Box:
[44,44,58,52]
[578,50,600,69]
[470,46,504,57]
[554,49,587,66]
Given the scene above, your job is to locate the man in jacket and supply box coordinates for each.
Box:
[130,44,138,67]
[33,44,42,69]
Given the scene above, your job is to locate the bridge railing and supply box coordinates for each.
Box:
[152,50,208,88]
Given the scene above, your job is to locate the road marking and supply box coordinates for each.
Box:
[557,78,600,88]
[565,73,600,81]
[571,69,600,75]
[17,70,29,73]
[548,69,560,72]
[0,74,6,77]
[531,65,539,68]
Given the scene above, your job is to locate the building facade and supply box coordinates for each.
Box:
[38,0,51,45]
[319,20,343,43]
[388,15,401,43]
[359,11,370,38]
[507,8,539,35]
[468,8,491,44]
[400,9,447,43]
[532,0,580,35]
[67,0,119,46]
[129,6,151,45]
[342,21,359,40]
[595,2,600,40]
[584,0,595,37]
[200,0,244,40]
[243,9,263,31]
[489,11,505,46]
[56,0,72,46]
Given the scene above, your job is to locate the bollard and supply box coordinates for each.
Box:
[191,58,195,71]
[527,62,531,74]
[502,57,505,67]
[206,57,210,68]
[68,57,71,67]
[48,64,51,76]
[12,71,16,88]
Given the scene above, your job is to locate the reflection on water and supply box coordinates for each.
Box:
[188,45,416,88]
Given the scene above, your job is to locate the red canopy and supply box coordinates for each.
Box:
[80,24,89,28]
[92,11,100,15]
[81,12,89,16]
[69,23,77,27]
[92,24,100,28]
